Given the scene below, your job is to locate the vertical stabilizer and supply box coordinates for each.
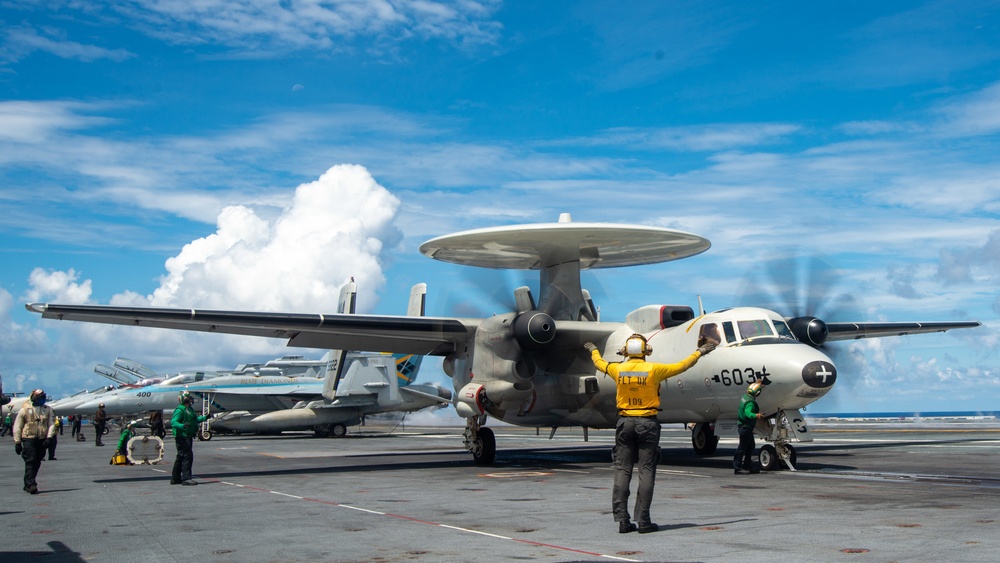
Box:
[396,283,427,386]
[407,283,427,317]
[334,355,402,407]
[321,279,358,401]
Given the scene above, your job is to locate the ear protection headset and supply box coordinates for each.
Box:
[619,334,652,358]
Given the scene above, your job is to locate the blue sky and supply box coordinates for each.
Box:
[1,1,998,414]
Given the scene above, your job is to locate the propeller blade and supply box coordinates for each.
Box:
[737,251,866,323]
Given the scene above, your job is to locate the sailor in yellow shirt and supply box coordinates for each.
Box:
[585,334,717,533]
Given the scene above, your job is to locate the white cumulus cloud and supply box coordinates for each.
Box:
[22,164,402,394]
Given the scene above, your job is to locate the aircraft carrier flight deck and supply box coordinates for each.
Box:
[2,419,999,562]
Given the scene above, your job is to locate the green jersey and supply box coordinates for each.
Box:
[738,393,759,428]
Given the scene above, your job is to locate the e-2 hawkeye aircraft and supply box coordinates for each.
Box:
[27,214,980,468]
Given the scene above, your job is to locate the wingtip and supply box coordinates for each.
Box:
[25,303,45,313]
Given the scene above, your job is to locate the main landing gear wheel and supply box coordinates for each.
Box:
[691,423,719,455]
[758,444,778,471]
[331,423,348,438]
[472,427,496,466]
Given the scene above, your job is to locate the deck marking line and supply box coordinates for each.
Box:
[215,478,643,561]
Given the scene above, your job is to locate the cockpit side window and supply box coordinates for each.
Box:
[698,323,723,347]
[773,319,793,338]
[736,319,773,340]
[722,321,737,344]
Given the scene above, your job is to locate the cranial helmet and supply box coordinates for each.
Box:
[179,390,193,404]
[619,334,652,359]
[747,381,763,397]
[99,403,105,408]
[30,389,47,402]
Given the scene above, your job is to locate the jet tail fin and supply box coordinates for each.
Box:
[322,279,358,401]
[333,355,401,407]
[407,283,427,317]
[396,283,427,387]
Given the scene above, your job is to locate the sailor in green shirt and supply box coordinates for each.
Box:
[734,381,765,474]
[170,391,208,486]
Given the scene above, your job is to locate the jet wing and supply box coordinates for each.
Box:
[826,321,981,341]
[26,303,475,356]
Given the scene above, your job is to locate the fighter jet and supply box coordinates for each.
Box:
[62,283,450,438]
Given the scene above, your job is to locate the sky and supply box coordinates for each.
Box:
[1,0,998,414]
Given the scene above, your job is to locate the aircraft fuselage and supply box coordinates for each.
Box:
[455,306,835,428]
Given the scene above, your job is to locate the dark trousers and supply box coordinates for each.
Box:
[21,438,44,488]
[734,425,755,470]
[94,423,106,445]
[172,436,194,481]
[72,422,81,437]
[612,416,661,526]
[47,434,57,459]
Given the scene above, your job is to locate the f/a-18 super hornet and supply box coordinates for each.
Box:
[60,282,450,439]
[28,214,979,467]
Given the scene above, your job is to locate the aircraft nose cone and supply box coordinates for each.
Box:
[801,360,837,389]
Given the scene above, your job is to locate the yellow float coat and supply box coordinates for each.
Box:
[590,349,703,417]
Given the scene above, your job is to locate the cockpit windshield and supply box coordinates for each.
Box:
[727,317,797,346]
[711,314,798,346]
[737,319,773,339]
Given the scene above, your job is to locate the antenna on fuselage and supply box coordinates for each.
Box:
[697,294,705,316]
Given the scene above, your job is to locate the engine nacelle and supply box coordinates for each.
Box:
[787,316,829,347]
[455,383,486,418]
[454,380,532,418]
[512,310,556,351]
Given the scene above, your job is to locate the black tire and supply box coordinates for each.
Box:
[758,444,778,471]
[691,423,720,455]
[331,424,348,438]
[473,427,496,466]
[197,428,212,441]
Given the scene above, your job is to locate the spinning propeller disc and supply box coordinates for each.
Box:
[419,221,711,270]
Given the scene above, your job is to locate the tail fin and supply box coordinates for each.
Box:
[394,354,424,386]
[395,283,427,386]
[321,279,358,401]
[407,283,426,317]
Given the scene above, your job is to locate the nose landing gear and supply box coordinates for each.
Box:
[757,408,810,471]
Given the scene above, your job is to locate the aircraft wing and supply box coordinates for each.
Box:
[26,303,475,356]
[826,321,981,341]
